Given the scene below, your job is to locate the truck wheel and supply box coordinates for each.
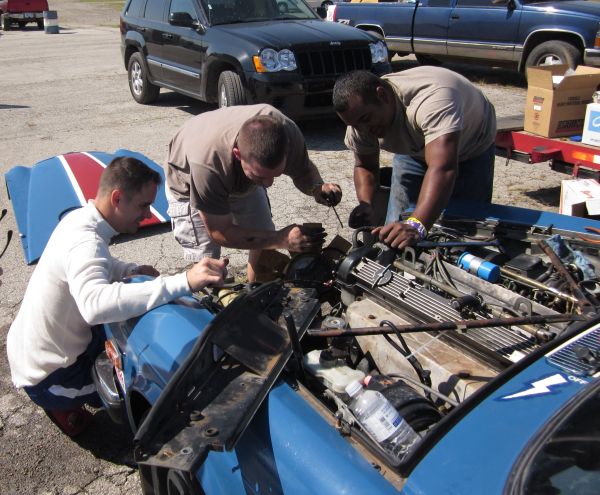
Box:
[415,54,441,66]
[1,14,10,31]
[525,40,581,70]
[128,52,160,104]
[37,19,44,29]
[217,71,246,108]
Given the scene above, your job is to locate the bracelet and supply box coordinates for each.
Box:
[405,216,427,240]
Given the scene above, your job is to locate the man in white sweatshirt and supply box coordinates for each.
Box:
[7,156,228,437]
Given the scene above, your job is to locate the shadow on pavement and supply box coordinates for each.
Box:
[73,410,137,467]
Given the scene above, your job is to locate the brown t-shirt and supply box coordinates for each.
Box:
[345,66,497,162]
[167,104,310,215]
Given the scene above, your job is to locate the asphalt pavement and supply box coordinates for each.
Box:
[0,3,565,493]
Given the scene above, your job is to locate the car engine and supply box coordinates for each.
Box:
[274,215,600,477]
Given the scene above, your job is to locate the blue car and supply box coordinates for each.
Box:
[93,201,600,495]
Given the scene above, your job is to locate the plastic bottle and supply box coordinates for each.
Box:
[345,380,420,461]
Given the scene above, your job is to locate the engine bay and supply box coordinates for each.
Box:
[269,215,600,474]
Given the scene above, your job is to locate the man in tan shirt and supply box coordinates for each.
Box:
[166,104,342,281]
[333,67,496,249]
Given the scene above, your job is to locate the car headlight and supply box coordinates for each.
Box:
[369,41,388,64]
[253,48,297,73]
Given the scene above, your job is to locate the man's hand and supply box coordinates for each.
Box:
[186,257,229,292]
[313,183,342,206]
[372,221,421,250]
[348,202,376,228]
[136,265,160,277]
[282,224,327,252]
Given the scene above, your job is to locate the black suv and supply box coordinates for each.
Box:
[119,0,390,118]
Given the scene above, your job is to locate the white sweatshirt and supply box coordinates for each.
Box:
[7,201,190,387]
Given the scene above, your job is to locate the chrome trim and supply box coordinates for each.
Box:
[447,41,514,52]
[584,48,600,67]
[147,58,200,79]
[162,63,200,78]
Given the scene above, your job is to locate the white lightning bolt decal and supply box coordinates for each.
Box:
[501,374,568,400]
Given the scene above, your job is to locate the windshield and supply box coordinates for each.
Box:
[204,0,318,24]
[508,378,600,494]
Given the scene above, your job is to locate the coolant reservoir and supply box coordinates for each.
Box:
[303,349,365,393]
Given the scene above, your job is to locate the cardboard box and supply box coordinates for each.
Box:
[524,65,600,138]
[582,102,600,146]
[560,178,600,217]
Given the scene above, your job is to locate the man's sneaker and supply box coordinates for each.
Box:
[44,407,93,437]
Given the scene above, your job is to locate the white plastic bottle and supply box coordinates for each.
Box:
[345,380,420,461]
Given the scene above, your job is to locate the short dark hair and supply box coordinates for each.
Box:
[237,115,288,169]
[332,70,391,112]
[97,156,162,198]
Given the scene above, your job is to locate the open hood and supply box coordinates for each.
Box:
[4,149,170,264]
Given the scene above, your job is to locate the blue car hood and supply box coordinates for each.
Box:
[4,149,170,264]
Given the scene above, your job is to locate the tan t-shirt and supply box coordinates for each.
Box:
[167,104,310,215]
[345,66,496,162]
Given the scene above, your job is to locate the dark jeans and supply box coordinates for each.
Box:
[23,326,106,411]
[385,143,496,223]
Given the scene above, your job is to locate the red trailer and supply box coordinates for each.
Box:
[495,115,600,179]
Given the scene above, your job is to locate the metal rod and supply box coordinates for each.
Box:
[499,266,580,305]
[416,240,500,249]
[330,205,343,228]
[537,240,595,309]
[307,313,586,338]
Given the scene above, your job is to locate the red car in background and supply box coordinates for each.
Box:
[0,0,48,30]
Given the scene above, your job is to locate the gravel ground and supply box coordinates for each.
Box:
[0,3,565,493]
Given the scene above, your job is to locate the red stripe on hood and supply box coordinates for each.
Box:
[62,152,161,225]
[62,152,105,201]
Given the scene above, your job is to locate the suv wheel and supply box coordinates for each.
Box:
[1,14,10,31]
[128,52,160,104]
[217,71,246,108]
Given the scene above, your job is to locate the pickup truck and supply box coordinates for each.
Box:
[0,0,47,30]
[326,0,600,74]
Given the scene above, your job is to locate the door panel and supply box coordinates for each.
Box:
[446,0,521,62]
[161,0,207,93]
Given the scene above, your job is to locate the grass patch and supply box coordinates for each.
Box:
[79,0,125,13]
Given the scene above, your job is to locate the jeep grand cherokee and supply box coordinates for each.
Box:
[119,0,390,118]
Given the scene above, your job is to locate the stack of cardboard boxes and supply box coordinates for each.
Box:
[524,65,600,218]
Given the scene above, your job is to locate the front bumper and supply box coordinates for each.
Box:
[584,47,600,67]
[244,61,391,120]
[5,12,44,19]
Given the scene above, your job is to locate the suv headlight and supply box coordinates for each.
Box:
[253,48,298,72]
[369,41,388,64]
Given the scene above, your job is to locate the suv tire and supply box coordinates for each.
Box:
[217,71,246,108]
[128,52,160,104]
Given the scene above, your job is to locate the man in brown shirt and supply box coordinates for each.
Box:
[166,104,342,281]
[333,67,496,249]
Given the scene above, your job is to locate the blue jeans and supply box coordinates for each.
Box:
[385,143,496,224]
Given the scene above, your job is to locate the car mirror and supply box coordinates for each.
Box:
[169,11,196,27]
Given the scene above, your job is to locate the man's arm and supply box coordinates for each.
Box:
[375,132,459,248]
[292,160,342,206]
[201,211,325,253]
[348,151,380,228]
[66,242,227,325]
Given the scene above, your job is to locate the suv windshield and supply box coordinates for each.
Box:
[204,0,317,24]
[508,379,600,494]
